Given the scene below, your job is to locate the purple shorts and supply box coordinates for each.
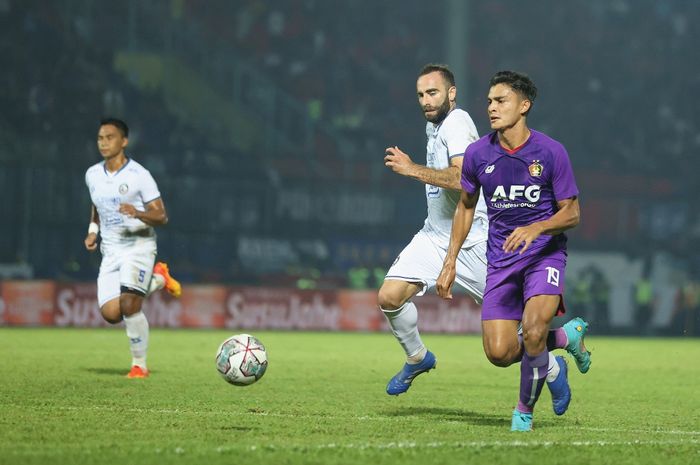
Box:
[481,249,567,321]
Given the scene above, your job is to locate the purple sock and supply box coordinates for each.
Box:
[517,350,548,413]
[546,328,568,350]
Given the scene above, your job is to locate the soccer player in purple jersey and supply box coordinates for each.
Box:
[436,71,591,431]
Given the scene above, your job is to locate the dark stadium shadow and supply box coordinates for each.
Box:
[83,367,155,376]
[385,406,555,428]
[218,425,255,432]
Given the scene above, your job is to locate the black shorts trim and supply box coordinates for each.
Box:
[120,285,146,297]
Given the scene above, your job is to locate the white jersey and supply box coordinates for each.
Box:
[85,158,160,253]
[422,108,488,249]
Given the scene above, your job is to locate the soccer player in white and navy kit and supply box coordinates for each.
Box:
[84,118,181,379]
[379,64,489,395]
[437,71,591,431]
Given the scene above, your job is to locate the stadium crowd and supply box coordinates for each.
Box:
[1,0,699,335]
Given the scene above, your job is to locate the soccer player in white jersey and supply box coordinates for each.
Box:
[379,64,489,395]
[84,118,181,379]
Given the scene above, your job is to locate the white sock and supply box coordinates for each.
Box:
[546,352,560,382]
[124,311,149,369]
[381,301,425,363]
[147,273,165,296]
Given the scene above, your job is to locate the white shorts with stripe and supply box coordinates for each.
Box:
[97,238,157,307]
[385,229,487,303]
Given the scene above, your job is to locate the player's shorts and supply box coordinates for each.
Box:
[481,248,567,321]
[97,238,157,307]
[385,229,487,303]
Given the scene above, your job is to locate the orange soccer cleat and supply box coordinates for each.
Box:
[153,261,182,298]
[126,365,149,379]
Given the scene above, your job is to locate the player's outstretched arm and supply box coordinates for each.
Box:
[119,198,169,227]
[384,146,462,190]
[84,204,99,252]
[436,189,479,299]
[503,197,580,254]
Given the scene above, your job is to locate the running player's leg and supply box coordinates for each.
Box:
[97,260,122,323]
[152,261,182,298]
[379,232,440,395]
[120,291,149,378]
[480,263,525,370]
[517,294,569,428]
[517,254,573,426]
[482,319,521,366]
[119,246,156,378]
[378,279,424,361]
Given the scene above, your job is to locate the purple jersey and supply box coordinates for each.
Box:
[461,130,578,268]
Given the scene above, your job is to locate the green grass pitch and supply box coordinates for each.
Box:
[1,328,698,465]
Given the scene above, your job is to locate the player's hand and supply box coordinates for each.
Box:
[503,223,544,254]
[384,146,415,177]
[119,203,138,218]
[436,263,457,299]
[84,233,98,252]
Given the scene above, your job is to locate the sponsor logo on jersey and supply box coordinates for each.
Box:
[485,164,495,174]
[528,160,543,177]
[490,185,541,208]
[119,183,129,194]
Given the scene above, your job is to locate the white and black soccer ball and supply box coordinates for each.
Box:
[215,334,268,386]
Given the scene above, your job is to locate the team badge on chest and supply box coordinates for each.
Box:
[528,160,543,177]
[119,183,129,194]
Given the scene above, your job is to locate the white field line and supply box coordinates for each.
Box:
[7,439,700,456]
[236,439,700,452]
[6,404,700,438]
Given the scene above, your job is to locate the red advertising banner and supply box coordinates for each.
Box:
[337,290,385,331]
[412,294,482,334]
[54,282,108,327]
[1,281,56,326]
[179,285,225,328]
[0,281,482,334]
[224,287,342,330]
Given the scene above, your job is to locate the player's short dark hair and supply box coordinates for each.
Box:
[100,118,129,138]
[489,71,537,113]
[419,64,456,88]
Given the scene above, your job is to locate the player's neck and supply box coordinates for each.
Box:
[498,123,530,152]
[104,153,128,173]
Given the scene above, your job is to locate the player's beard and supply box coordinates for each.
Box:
[423,97,452,124]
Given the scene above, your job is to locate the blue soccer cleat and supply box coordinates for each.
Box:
[547,356,571,415]
[386,350,437,395]
[511,409,533,432]
[563,317,591,374]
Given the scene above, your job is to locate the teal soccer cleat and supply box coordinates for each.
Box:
[511,409,533,432]
[546,356,571,415]
[386,350,437,395]
[563,317,591,373]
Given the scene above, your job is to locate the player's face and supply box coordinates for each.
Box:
[417,72,456,124]
[487,83,531,131]
[97,124,128,159]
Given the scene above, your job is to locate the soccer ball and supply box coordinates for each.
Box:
[215,334,268,386]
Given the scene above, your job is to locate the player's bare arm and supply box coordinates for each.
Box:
[119,198,169,227]
[503,197,580,254]
[436,189,479,299]
[384,146,462,190]
[84,204,100,252]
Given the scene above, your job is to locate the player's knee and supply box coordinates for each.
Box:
[521,325,548,346]
[485,344,519,367]
[100,305,122,324]
[377,287,406,311]
[119,292,144,317]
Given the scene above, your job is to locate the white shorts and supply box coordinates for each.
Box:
[97,239,157,307]
[385,230,487,303]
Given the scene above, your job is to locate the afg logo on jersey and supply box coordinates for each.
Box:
[119,183,129,194]
[490,185,541,208]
